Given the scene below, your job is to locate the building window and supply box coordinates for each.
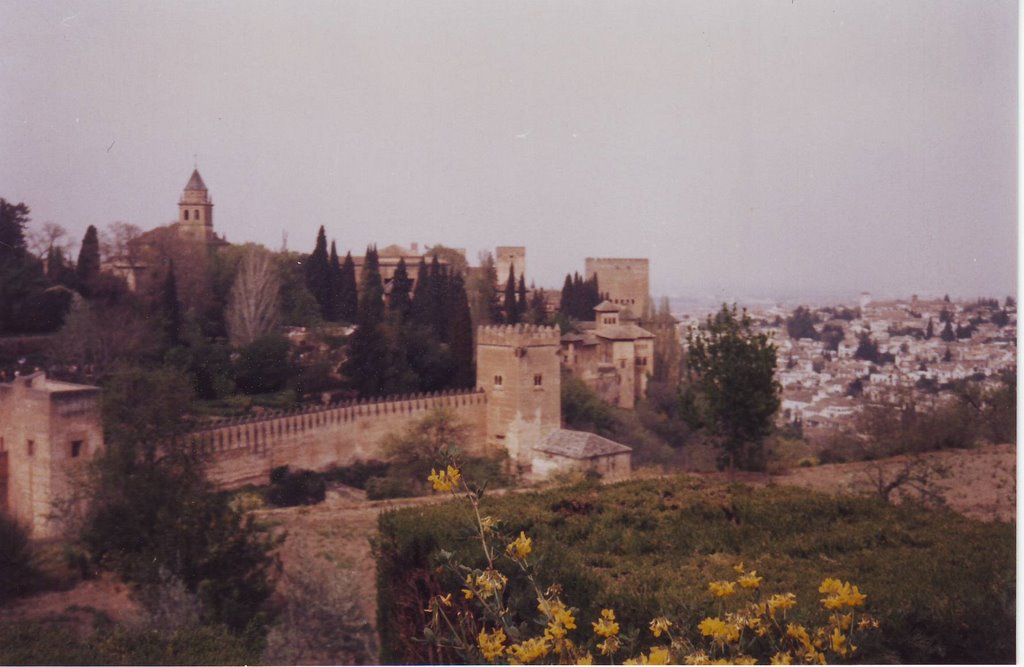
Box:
[194,209,200,219]
[494,375,503,387]
[534,374,543,386]
[27,440,34,457]
[71,440,83,458]
[183,209,189,220]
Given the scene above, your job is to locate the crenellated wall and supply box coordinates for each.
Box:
[192,389,489,488]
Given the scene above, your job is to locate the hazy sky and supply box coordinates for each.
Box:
[1,1,1017,301]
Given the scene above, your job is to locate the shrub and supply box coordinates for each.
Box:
[0,512,36,602]
[267,467,326,507]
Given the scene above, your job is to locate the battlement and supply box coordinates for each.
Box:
[476,324,560,347]
[585,257,649,266]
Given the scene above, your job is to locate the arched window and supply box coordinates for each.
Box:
[195,209,200,220]
[183,210,189,221]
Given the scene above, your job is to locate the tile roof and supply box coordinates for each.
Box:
[184,169,207,191]
[534,429,632,459]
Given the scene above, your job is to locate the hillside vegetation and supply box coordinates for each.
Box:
[377,477,1014,664]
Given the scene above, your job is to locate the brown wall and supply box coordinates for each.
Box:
[585,258,650,309]
[196,390,489,489]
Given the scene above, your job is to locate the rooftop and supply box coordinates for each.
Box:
[534,429,632,459]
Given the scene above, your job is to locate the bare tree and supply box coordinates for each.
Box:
[859,454,951,508]
[26,221,73,260]
[100,221,143,262]
[226,247,281,345]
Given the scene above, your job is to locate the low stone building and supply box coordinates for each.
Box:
[531,429,632,482]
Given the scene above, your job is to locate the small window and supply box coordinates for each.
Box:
[71,440,83,458]
[194,209,200,219]
[183,209,189,221]
[27,440,34,457]
[534,374,543,386]
[494,375,503,387]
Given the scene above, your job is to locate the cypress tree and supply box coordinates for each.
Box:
[448,272,475,388]
[559,274,573,320]
[339,251,358,322]
[304,226,330,317]
[325,240,342,321]
[389,257,412,318]
[517,275,528,319]
[410,258,431,329]
[504,264,519,324]
[0,199,29,263]
[925,317,934,339]
[528,288,547,325]
[344,246,388,396]
[76,225,101,294]
[161,259,182,348]
[428,255,449,342]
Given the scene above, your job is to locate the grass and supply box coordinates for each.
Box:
[377,476,1014,664]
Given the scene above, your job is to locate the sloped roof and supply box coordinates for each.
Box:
[535,429,632,459]
[184,169,207,191]
[594,300,622,313]
[595,323,654,340]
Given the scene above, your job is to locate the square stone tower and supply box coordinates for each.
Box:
[585,257,650,310]
[495,247,526,286]
[476,325,560,471]
[178,168,215,243]
[0,373,103,537]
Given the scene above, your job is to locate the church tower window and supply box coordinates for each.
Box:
[184,210,189,220]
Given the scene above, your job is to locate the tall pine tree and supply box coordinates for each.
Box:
[161,259,182,349]
[389,257,412,318]
[344,246,389,396]
[76,225,101,294]
[504,264,519,324]
[447,272,475,388]
[516,275,528,319]
[339,251,358,322]
[325,240,343,321]
[304,226,330,318]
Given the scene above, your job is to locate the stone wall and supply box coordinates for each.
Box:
[495,246,526,285]
[194,389,489,489]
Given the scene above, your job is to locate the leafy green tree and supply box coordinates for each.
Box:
[925,317,934,339]
[991,309,1009,327]
[0,198,29,261]
[276,252,323,327]
[820,322,845,352]
[389,258,413,318]
[526,287,547,325]
[82,365,278,631]
[785,306,819,340]
[76,225,101,294]
[467,250,502,327]
[0,200,68,334]
[234,334,292,394]
[650,297,682,384]
[853,333,880,362]
[516,275,528,319]
[940,320,956,342]
[325,240,343,321]
[683,304,780,472]
[160,260,182,350]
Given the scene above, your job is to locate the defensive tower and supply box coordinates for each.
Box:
[476,324,561,470]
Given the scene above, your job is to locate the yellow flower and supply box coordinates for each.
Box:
[597,636,621,656]
[733,561,746,574]
[830,627,849,657]
[544,605,577,641]
[477,627,507,662]
[767,592,797,617]
[592,609,620,638]
[507,636,551,663]
[480,515,499,531]
[708,580,736,598]
[732,656,757,665]
[506,531,533,561]
[831,612,853,631]
[627,646,672,665]
[577,654,594,665]
[427,465,461,492]
[475,569,508,599]
[819,579,867,609]
[684,651,710,665]
[857,615,880,631]
[738,571,763,589]
[698,617,740,644]
[785,623,812,651]
[439,593,452,607]
[649,616,673,638]
[770,651,793,665]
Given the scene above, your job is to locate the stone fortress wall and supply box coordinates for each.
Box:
[585,257,650,310]
[194,389,489,489]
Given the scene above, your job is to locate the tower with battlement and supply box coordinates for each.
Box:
[495,246,526,286]
[178,168,215,243]
[476,324,561,470]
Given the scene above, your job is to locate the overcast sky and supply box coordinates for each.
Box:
[1,1,1017,302]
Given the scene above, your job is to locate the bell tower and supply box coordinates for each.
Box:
[178,168,214,243]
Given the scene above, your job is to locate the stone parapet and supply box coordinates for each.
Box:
[476,324,560,347]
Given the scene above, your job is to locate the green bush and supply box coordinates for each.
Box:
[323,460,391,489]
[377,478,1014,664]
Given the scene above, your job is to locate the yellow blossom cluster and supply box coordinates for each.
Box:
[698,616,741,644]
[477,626,507,662]
[819,577,867,609]
[592,608,620,638]
[737,571,762,589]
[708,580,736,598]
[767,592,797,617]
[624,646,672,665]
[474,568,508,599]
[506,531,533,561]
[427,465,461,492]
[507,636,551,664]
